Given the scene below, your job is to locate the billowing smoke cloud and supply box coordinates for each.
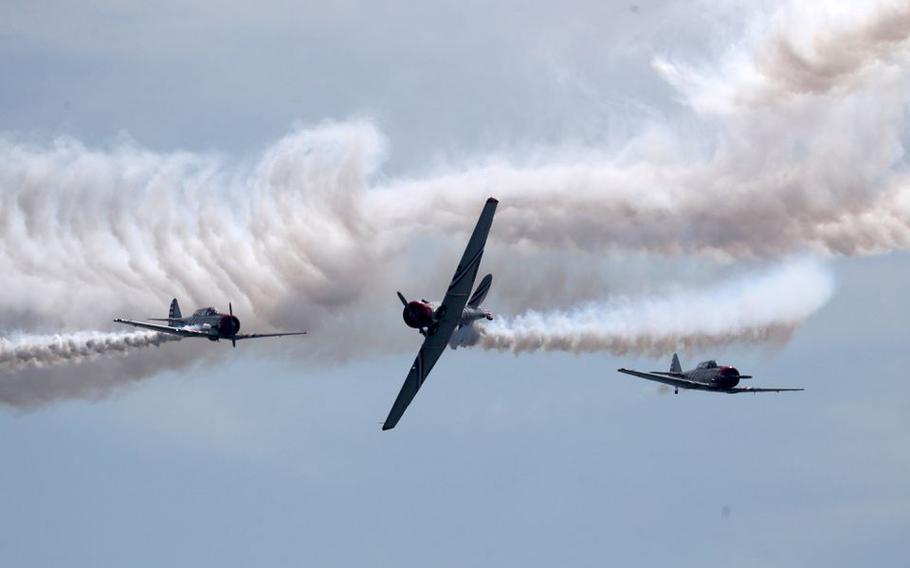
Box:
[371,1,910,258]
[0,122,385,329]
[452,259,833,355]
[661,1,910,109]
[0,331,178,373]
[0,0,905,405]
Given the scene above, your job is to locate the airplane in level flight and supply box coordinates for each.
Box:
[382,197,498,430]
[114,299,307,347]
[618,353,804,394]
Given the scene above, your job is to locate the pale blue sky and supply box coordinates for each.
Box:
[0,2,908,566]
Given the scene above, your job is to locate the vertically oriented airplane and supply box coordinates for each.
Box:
[382,197,498,430]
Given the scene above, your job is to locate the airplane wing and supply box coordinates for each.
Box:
[381,332,450,431]
[382,197,498,431]
[617,368,715,392]
[728,386,804,393]
[234,331,308,340]
[439,198,499,318]
[113,318,204,338]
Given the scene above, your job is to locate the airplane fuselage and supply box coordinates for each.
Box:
[170,307,241,341]
[402,300,492,335]
[678,366,742,390]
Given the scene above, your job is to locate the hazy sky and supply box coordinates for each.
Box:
[1,1,908,566]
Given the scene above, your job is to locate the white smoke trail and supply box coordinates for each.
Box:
[452,260,834,356]
[0,0,902,404]
[0,331,179,373]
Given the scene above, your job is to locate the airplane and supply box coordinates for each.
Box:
[114,299,307,347]
[617,353,804,394]
[382,197,498,430]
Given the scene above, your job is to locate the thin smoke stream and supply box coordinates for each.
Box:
[451,260,834,356]
[0,331,179,374]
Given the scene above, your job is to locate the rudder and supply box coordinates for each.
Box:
[670,353,682,374]
[169,298,182,326]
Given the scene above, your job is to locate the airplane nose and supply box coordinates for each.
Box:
[720,366,740,377]
[403,301,434,329]
[219,314,240,336]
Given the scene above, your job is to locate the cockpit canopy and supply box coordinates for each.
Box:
[193,307,218,317]
[696,360,718,369]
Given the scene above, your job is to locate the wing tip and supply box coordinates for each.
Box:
[381,422,395,431]
[486,197,499,204]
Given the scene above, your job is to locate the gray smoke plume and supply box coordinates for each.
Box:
[0,331,179,373]
[451,259,833,355]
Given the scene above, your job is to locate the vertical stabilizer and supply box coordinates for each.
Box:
[468,274,493,308]
[670,353,682,374]
[168,298,182,326]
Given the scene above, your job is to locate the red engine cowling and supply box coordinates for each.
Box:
[718,366,740,388]
[403,301,434,329]
[219,314,241,337]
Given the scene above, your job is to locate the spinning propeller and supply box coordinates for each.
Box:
[230,302,236,348]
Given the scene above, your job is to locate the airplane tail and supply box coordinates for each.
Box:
[468,274,493,308]
[168,298,182,326]
[670,353,682,374]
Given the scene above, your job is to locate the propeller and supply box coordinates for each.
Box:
[397,291,408,306]
[230,301,236,348]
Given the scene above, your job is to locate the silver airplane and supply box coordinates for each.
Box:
[618,353,804,394]
[114,299,307,347]
[383,197,498,430]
